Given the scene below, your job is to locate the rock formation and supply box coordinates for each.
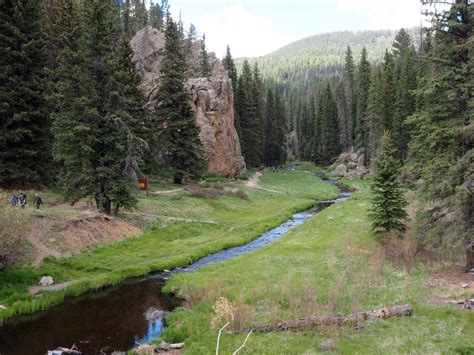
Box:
[331,147,369,179]
[131,26,246,177]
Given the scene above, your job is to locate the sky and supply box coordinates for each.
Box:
[162,0,440,58]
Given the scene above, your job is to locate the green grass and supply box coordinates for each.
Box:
[0,170,338,325]
[160,179,474,354]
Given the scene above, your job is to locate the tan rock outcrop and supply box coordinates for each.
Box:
[131,26,245,177]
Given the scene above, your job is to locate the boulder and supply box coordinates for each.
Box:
[39,276,54,286]
[332,164,347,177]
[347,161,357,170]
[357,153,366,167]
[356,166,369,179]
[131,26,245,177]
[144,307,168,322]
[344,171,357,180]
[349,152,358,162]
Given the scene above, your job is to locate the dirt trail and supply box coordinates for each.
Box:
[29,280,78,295]
[246,171,281,193]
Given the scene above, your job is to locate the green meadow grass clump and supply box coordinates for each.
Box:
[160,180,474,354]
[0,170,338,325]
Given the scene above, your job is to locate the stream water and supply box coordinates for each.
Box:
[0,174,351,355]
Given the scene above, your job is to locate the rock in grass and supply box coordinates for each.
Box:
[332,164,347,177]
[0,304,7,310]
[39,276,54,286]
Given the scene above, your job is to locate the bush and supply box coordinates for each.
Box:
[0,207,28,270]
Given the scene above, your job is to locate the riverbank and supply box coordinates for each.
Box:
[0,169,339,325]
[161,179,474,354]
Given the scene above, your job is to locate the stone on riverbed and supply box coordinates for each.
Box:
[144,307,168,322]
[39,276,54,286]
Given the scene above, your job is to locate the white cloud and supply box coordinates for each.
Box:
[172,4,298,58]
[336,0,424,30]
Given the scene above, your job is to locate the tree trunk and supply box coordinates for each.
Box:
[232,304,413,333]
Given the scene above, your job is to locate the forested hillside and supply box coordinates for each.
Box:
[229,1,472,255]
[236,28,420,93]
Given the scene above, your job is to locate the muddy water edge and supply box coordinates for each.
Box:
[0,174,351,354]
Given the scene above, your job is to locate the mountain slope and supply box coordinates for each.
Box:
[236,28,420,93]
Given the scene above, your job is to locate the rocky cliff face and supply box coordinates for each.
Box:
[131,26,245,177]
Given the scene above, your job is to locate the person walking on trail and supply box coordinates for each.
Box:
[19,192,27,209]
[10,194,19,208]
[34,194,43,209]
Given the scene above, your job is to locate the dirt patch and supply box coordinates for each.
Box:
[29,280,78,295]
[245,172,281,193]
[246,172,262,188]
[29,213,141,265]
[426,267,474,305]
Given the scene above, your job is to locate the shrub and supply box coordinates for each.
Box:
[0,207,28,270]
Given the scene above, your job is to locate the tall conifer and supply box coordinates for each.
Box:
[151,16,206,183]
[0,0,50,187]
[369,130,407,232]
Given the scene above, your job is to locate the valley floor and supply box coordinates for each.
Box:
[0,166,338,325]
[161,178,474,354]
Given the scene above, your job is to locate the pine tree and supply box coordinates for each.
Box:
[0,0,51,187]
[381,50,395,131]
[149,1,163,30]
[273,90,287,165]
[151,16,206,183]
[393,43,417,161]
[50,0,100,203]
[238,59,262,167]
[199,33,211,79]
[406,0,473,248]
[369,130,407,232]
[251,62,264,166]
[318,82,340,165]
[223,45,238,93]
[264,89,275,166]
[129,0,147,36]
[366,68,384,164]
[341,46,355,148]
[51,0,145,214]
[355,47,371,154]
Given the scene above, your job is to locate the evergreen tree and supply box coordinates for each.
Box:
[366,68,384,164]
[318,82,340,165]
[273,90,287,165]
[52,0,145,214]
[151,16,206,183]
[393,43,417,161]
[50,0,101,204]
[251,62,264,166]
[129,0,147,36]
[187,23,197,39]
[223,45,238,93]
[0,0,51,187]
[381,50,395,131]
[341,46,355,148]
[355,47,371,154]
[406,0,473,249]
[264,89,275,166]
[237,59,262,167]
[369,130,407,232]
[199,33,211,79]
[149,1,163,30]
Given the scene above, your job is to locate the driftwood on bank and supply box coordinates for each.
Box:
[232,304,413,333]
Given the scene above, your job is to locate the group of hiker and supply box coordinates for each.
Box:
[10,192,43,209]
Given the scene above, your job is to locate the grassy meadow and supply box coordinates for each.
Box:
[160,180,474,354]
[0,168,338,324]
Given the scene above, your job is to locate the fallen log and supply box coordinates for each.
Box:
[232,304,413,333]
